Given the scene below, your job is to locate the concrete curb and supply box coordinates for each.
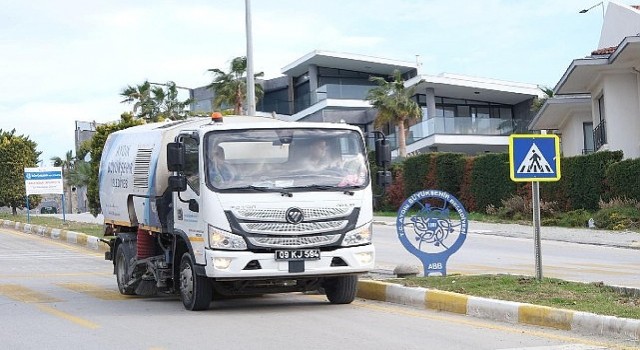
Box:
[1,219,109,253]
[357,280,640,342]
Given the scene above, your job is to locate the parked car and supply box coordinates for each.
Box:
[40,201,58,214]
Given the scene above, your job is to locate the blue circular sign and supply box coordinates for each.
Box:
[396,190,468,276]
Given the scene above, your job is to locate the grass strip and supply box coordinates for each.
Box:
[0,213,104,238]
[391,274,640,319]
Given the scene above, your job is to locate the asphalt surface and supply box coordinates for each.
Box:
[6,213,640,343]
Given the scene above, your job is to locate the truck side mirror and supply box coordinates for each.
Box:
[167,142,185,172]
[375,138,391,168]
[168,175,187,192]
[376,170,392,187]
[188,199,199,213]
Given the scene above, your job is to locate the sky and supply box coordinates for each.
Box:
[0,0,620,164]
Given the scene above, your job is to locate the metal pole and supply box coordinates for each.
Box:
[532,181,542,280]
[245,0,256,116]
[61,193,66,223]
[26,195,30,224]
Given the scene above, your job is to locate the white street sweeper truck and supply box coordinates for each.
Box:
[99,114,391,310]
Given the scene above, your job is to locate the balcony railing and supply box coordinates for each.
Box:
[384,116,520,151]
[593,120,607,151]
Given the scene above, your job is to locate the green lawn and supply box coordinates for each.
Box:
[0,213,104,237]
[392,274,640,319]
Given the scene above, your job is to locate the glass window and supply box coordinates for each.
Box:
[598,94,605,122]
[500,107,513,119]
[476,107,490,119]
[183,137,200,195]
[583,122,594,152]
[204,128,369,192]
[457,106,470,118]
[443,106,455,118]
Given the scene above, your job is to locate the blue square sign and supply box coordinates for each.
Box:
[509,134,561,182]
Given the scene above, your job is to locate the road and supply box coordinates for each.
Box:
[373,223,640,288]
[0,227,632,349]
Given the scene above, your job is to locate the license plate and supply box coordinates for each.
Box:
[275,249,321,261]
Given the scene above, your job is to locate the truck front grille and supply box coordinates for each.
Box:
[247,234,341,248]
[232,207,353,222]
[239,220,347,235]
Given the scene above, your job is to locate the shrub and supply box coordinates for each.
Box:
[605,158,640,202]
[471,153,516,213]
[458,157,476,212]
[562,151,623,210]
[435,153,465,196]
[555,209,592,228]
[599,197,639,210]
[403,153,432,198]
[593,206,640,230]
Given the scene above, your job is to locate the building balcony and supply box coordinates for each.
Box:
[593,119,606,151]
[386,116,518,148]
[295,84,375,113]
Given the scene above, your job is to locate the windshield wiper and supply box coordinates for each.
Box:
[232,185,293,197]
[298,184,359,196]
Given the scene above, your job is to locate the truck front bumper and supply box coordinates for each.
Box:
[202,244,375,279]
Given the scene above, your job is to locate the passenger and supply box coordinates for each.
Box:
[208,145,235,183]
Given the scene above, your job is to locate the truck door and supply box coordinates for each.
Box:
[173,135,207,264]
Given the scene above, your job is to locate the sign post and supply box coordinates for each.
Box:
[24,167,65,223]
[509,134,561,280]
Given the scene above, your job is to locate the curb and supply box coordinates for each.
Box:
[357,280,640,342]
[1,219,109,253]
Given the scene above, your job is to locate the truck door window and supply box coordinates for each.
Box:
[183,137,200,195]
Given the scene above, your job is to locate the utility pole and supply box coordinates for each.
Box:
[245,0,256,116]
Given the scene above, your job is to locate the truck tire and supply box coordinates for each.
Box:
[323,275,358,304]
[115,243,138,295]
[179,253,212,311]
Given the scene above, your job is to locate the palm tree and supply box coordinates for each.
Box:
[366,70,422,158]
[51,150,75,213]
[206,56,264,115]
[531,86,555,113]
[120,81,157,121]
[156,81,192,120]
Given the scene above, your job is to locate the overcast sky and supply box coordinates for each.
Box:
[0,0,618,164]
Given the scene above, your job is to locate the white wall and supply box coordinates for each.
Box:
[599,1,640,49]
[603,73,640,158]
[560,111,592,157]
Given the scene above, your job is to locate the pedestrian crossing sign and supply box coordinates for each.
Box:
[509,134,561,182]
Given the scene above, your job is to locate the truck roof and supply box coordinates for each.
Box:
[113,116,362,134]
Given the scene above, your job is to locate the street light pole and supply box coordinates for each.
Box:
[579,1,605,19]
[245,0,256,116]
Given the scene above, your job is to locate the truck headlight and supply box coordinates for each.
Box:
[341,223,372,246]
[208,225,247,250]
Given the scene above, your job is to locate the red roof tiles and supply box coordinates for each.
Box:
[591,46,618,55]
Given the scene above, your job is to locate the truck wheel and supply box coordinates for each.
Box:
[179,253,212,311]
[323,275,358,304]
[115,243,137,295]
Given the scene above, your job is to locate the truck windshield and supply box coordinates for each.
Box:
[204,128,369,191]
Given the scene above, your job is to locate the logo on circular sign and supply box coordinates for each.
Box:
[396,190,468,276]
[285,207,304,224]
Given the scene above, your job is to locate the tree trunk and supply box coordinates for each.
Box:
[12,205,17,216]
[397,118,407,158]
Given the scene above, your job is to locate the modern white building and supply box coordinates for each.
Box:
[192,50,543,156]
[529,1,640,159]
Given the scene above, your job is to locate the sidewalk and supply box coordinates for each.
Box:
[373,215,640,249]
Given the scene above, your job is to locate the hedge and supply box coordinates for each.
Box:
[470,153,516,213]
[606,158,640,201]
